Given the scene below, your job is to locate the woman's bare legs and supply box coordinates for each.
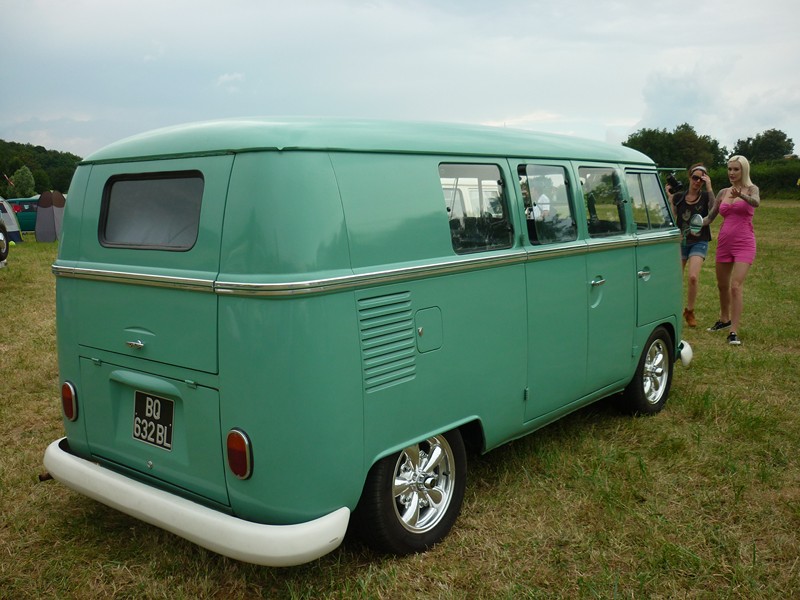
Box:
[729,262,751,333]
[715,262,733,323]
[715,261,751,332]
[685,255,704,311]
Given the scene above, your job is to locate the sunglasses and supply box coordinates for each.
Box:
[691,175,704,181]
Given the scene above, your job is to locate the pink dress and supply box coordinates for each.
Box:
[716,199,756,264]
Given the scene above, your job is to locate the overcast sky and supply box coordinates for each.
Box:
[2,0,798,160]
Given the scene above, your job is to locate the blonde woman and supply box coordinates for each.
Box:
[707,155,760,345]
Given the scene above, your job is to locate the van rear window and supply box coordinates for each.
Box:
[100,172,204,250]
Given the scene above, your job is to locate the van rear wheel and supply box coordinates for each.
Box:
[354,429,466,555]
[622,327,674,415]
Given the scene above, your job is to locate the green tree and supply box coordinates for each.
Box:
[622,127,674,166]
[0,138,82,197]
[623,123,727,170]
[51,166,75,193]
[32,167,52,194]
[733,129,794,162]
[9,165,36,198]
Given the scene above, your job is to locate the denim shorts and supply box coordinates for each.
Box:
[681,240,709,261]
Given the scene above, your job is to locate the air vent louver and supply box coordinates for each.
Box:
[357,291,416,392]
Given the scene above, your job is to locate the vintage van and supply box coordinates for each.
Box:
[44,118,691,567]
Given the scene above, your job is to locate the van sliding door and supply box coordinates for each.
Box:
[517,162,588,422]
[625,171,681,327]
[579,165,636,391]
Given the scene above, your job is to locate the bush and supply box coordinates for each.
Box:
[708,158,800,199]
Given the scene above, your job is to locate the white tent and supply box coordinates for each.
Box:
[1,198,24,243]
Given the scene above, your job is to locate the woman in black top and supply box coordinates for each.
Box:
[667,164,718,327]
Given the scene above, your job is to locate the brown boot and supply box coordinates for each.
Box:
[683,308,697,327]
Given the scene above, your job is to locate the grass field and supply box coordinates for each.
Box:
[1,202,799,599]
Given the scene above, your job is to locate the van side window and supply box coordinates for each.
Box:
[100,172,204,250]
[579,167,625,237]
[627,172,675,230]
[518,165,577,245]
[439,163,513,254]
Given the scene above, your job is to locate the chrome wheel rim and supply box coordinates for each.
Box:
[392,435,456,533]
[0,230,6,256]
[643,338,668,405]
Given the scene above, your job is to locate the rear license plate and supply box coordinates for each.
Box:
[133,391,174,450]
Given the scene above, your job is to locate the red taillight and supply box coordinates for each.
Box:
[61,382,78,421]
[226,429,253,480]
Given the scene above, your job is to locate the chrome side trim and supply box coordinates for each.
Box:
[52,234,677,298]
[585,237,638,252]
[635,230,681,246]
[51,265,215,292]
[52,253,530,297]
[527,243,587,260]
[215,252,529,297]
[216,242,610,297]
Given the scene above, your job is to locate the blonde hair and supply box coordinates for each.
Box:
[728,155,754,187]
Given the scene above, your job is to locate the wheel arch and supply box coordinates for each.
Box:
[660,321,677,355]
[355,417,484,506]
[622,324,675,415]
[635,320,677,370]
[350,421,474,554]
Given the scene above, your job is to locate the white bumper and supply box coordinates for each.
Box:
[44,438,350,567]
[678,339,693,367]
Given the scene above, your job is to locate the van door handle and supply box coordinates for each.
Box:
[591,277,606,287]
[126,339,145,349]
[638,269,651,280]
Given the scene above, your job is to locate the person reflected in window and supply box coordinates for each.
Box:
[667,164,717,328]
[525,180,551,222]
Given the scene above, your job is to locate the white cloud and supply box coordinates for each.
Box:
[1,0,798,156]
[216,73,246,93]
[483,112,564,129]
[144,41,166,63]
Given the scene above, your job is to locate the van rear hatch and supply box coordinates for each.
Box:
[72,157,231,373]
[63,156,232,502]
[79,357,228,503]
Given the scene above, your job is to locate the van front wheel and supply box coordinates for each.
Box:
[354,429,466,555]
[622,327,674,415]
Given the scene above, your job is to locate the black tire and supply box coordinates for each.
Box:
[0,223,9,262]
[622,326,674,415]
[353,429,467,555]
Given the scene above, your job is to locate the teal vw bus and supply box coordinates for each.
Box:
[44,118,691,566]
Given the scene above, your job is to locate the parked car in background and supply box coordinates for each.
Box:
[6,196,39,232]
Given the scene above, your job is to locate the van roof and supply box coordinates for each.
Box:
[84,117,654,166]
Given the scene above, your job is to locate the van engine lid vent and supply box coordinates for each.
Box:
[357,291,416,393]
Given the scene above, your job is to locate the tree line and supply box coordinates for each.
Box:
[623,124,795,169]
[0,139,81,199]
[622,124,798,197]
